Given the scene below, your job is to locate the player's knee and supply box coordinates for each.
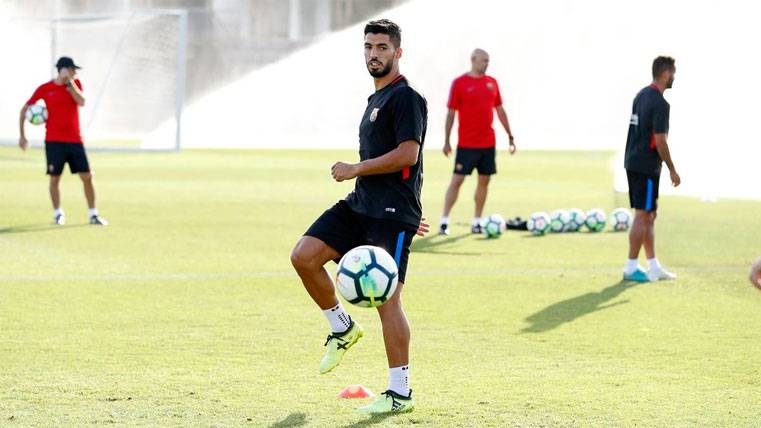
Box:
[79,172,92,182]
[290,245,317,272]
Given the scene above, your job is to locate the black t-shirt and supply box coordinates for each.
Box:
[345,75,427,228]
[624,84,670,176]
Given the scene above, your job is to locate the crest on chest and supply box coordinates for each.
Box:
[369,107,380,122]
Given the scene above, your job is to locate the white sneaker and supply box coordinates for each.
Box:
[647,266,677,281]
[53,214,65,225]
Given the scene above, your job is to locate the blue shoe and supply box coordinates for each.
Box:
[623,267,649,282]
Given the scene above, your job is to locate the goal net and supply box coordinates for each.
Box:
[0,9,187,151]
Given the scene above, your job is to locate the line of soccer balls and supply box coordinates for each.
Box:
[481,208,633,238]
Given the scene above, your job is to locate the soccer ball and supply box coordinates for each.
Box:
[483,214,505,239]
[26,104,48,125]
[336,245,398,308]
[527,211,551,236]
[566,208,587,232]
[549,209,571,233]
[585,208,607,232]
[611,208,633,231]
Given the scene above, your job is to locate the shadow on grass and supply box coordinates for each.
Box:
[269,412,308,427]
[0,223,89,234]
[521,280,639,333]
[411,232,478,255]
[342,413,395,428]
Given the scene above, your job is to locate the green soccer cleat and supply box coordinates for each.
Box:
[623,267,650,282]
[357,389,415,414]
[319,320,363,374]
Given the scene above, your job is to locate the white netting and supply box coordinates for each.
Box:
[0,10,185,150]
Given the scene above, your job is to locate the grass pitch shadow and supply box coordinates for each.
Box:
[0,223,89,234]
[411,232,478,256]
[269,412,308,428]
[341,413,394,428]
[521,280,639,333]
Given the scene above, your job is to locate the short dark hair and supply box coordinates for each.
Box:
[364,19,401,48]
[652,56,675,79]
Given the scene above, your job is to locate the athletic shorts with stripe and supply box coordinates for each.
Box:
[304,200,417,283]
[627,169,659,212]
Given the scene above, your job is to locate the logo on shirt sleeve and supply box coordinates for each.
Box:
[370,108,380,122]
[630,114,639,126]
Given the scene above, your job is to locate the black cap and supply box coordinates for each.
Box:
[56,56,81,70]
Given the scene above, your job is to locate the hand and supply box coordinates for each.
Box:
[670,169,681,187]
[750,256,761,290]
[59,68,72,83]
[443,141,452,157]
[416,217,430,237]
[19,136,28,151]
[508,135,516,155]
[331,161,359,182]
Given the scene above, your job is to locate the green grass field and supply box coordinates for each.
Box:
[1,146,760,427]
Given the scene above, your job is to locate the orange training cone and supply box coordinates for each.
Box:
[337,385,374,399]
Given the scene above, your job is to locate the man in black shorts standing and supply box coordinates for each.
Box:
[438,49,515,235]
[622,56,680,282]
[290,19,427,414]
[19,56,107,226]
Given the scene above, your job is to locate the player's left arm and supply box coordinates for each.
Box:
[332,140,419,181]
[495,105,515,154]
[66,79,85,107]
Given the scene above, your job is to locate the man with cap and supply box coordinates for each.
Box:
[19,56,107,225]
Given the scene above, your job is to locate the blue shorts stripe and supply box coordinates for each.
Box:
[645,179,654,211]
[394,231,405,267]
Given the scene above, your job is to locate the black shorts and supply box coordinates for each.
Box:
[627,170,659,212]
[304,200,417,283]
[45,141,90,175]
[454,147,496,175]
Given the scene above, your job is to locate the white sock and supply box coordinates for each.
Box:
[388,365,410,396]
[472,217,482,226]
[624,259,639,274]
[89,208,99,217]
[440,216,449,225]
[323,302,351,333]
[648,257,662,270]
[53,208,64,217]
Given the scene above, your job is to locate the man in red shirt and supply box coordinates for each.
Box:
[439,49,516,235]
[19,57,107,226]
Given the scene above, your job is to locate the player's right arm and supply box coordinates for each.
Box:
[653,134,679,187]
[18,104,29,151]
[443,109,455,157]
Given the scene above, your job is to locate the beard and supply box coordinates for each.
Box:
[367,57,394,78]
[667,76,674,89]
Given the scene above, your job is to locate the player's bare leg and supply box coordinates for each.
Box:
[642,210,675,281]
[439,174,465,235]
[623,209,650,281]
[81,172,107,225]
[291,236,362,373]
[471,174,490,233]
[358,283,414,413]
[49,174,65,225]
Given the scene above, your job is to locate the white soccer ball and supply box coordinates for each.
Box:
[336,245,398,308]
[611,208,633,232]
[26,104,48,125]
[483,214,505,239]
[549,209,571,233]
[585,208,607,232]
[566,208,587,232]
[527,211,551,236]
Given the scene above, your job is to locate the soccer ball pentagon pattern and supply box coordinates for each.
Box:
[26,104,48,125]
[336,245,398,308]
[611,207,633,231]
[566,208,587,232]
[528,211,551,236]
[483,214,505,239]
[549,209,571,233]
[585,208,607,232]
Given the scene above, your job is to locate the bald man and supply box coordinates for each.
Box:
[439,49,515,235]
